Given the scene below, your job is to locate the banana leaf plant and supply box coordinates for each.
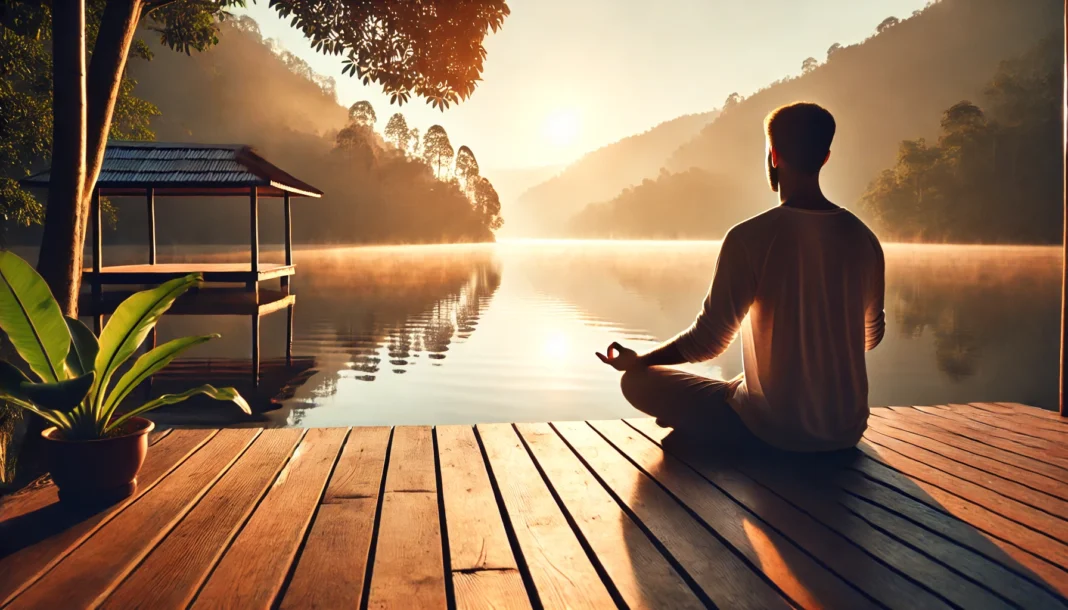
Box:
[0,251,250,441]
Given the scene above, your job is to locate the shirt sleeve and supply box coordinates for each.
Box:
[865,238,886,351]
[671,228,758,363]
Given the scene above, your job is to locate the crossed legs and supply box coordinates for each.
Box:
[620,366,766,452]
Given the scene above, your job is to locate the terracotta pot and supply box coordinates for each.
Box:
[41,417,155,506]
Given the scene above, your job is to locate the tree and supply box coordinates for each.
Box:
[408,127,422,158]
[473,177,503,230]
[384,113,410,151]
[723,92,741,109]
[826,43,842,61]
[30,0,511,316]
[422,125,454,180]
[877,16,900,33]
[348,100,376,130]
[801,57,819,74]
[454,145,480,195]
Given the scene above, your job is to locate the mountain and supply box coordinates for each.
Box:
[570,0,1063,240]
[480,164,564,237]
[511,111,718,236]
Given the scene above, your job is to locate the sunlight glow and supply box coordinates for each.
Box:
[544,108,581,148]
[543,330,571,361]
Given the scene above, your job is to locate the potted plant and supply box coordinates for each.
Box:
[0,251,249,504]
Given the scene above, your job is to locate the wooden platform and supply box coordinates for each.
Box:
[82,263,295,285]
[2,403,1068,608]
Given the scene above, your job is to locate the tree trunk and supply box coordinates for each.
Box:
[37,0,88,316]
[86,0,143,194]
[36,0,143,317]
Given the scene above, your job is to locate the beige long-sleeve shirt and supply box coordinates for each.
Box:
[672,205,885,452]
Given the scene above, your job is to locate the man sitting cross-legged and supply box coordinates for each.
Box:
[597,102,885,453]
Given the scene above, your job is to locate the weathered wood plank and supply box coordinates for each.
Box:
[882,407,1068,473]
[863,428,1068,528]
[993,402,1068,423]
[437,425,531,610]
[281,426,391,610]
[953,404,1068,434]
[7,429,259,609]
[555,420,792,609]
[148,427,172,445]
[856,440,1068,555]
[828,465,1068,602]
[0,428,216,605]
[626,418,953,610]
[911,406,1068,457]
[101,428,304,610]
[825,469,1065,607]
[477,423,616,609]
[192,427,347,609]
[867,416,1068,494]
[590,419,878,610]
[971,403,1068,430]
[946,405,1068,444]
[517,422,705,610]
[366,426,447,610]
[737,460,1013,610]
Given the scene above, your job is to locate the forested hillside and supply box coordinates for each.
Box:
[566,0,1062,241]
[511,111,717,235]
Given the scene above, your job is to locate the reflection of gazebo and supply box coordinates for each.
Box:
[25,141,323,295]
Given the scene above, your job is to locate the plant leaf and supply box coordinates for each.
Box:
[0,251,70,382]
[106,384,250,432]
[0,360,31,402]
[65,316,99,377]
[1,394,70,429]
[19,371,95,413]
[93,274,200,414]
[101,334,217,425]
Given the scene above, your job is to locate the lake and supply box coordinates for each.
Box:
[60,241,1063,427]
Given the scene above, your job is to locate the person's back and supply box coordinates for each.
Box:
[724,206,884,450]
[597,101,886,453]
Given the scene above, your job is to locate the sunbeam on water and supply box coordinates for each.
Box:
[43,241,1061,428]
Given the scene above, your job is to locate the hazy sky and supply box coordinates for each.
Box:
[238,0,930,169]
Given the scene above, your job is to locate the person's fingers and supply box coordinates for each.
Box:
[595,352,609,364]
[608,341,623,357]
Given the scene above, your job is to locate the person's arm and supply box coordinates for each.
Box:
[865,240,886,351]
[597,229,757,372]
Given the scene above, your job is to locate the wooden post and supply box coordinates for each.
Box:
[286,302,294,367]
[1061,1,1067,417]
[282,191,292,292]
[147,187,156,265]
[91,187,102,302]
[252,313,261,387]
[249,186,259,292]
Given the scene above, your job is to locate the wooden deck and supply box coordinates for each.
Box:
[2,403,1067,608]
[83,262,295,285]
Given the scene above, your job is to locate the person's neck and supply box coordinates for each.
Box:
[777,178,836,211]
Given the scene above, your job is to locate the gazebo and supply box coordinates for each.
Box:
[25,141,323,296]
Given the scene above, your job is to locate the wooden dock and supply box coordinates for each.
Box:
[1,403,1067,608]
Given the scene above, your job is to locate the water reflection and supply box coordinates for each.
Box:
[39,240,1060,427]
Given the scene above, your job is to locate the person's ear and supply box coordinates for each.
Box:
[823,150,831,166]
[770,147,780,168]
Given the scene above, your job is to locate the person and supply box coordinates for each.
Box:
[597,102,885,453]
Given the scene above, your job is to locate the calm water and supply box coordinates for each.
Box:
[59,241,1062,427]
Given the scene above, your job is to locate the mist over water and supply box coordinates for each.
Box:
[59,241,1060,428]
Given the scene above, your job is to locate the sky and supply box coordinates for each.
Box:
[237,0,930,170]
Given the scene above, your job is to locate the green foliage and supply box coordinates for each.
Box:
[0,252,249,441]
[861,35,1062,243]
[268,0,511,109]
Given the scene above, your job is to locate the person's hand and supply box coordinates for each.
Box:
[596,342,639,371]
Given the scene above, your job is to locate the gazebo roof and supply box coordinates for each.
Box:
[24,141,323,198]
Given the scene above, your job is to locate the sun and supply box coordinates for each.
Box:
[544,108,580,148]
